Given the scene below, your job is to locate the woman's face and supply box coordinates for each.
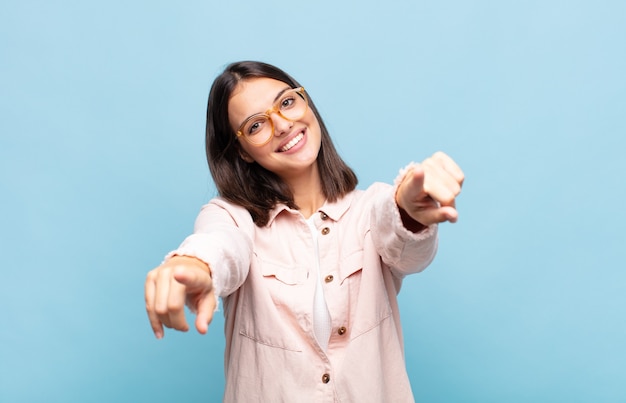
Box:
[228,77,322,181]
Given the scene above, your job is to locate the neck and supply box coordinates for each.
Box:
[284,166,325,219]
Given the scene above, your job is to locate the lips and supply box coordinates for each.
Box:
[278,131,305,152]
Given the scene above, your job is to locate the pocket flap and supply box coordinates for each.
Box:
[260,260,309,285]
[338,249,364,283]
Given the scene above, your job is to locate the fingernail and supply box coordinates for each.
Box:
[155,330,163,339]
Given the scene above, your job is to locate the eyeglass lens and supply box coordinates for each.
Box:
[242,89,307,145]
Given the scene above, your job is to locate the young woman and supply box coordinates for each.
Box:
[145,61,464,402]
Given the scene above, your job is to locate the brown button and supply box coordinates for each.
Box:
[322,373,330,384]
[321,227,330,235]
[320,212,329,220]
[324,275,334,283]
[337,326,347,336]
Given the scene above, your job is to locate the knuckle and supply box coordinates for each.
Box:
[154,304,169,316]
[167,301,184,313]
[440,198,454,207]
[147,266,172,281]
[440,191,456,205]
[452,183,462,196]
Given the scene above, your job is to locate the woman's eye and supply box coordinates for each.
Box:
[280,96,295,109]
[247,119,266,135]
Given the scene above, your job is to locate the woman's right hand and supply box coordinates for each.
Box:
[145,255,216,339]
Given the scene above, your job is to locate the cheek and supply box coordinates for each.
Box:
[237,142,256,162]
[239,142,272,163]
[308,116,323,142]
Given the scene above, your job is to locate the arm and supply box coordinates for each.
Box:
[145,199,254,339]
[171,199,254,298]
[370,152,464,275]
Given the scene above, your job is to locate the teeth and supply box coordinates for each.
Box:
[281,133,304,152]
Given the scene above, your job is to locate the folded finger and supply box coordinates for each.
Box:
[154,268,175,329]
[422,164,461,206]
[145,271,164,339]
[167,278,190,332]
[432,151,465,185]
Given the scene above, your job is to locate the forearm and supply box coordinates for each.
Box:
[370,184,439,275]
[166,199,254,298]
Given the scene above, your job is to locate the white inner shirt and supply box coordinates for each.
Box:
[306,215,332,351]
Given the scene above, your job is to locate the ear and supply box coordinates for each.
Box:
[239,149,255,163]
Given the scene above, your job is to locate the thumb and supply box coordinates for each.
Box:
[173,265,212,293]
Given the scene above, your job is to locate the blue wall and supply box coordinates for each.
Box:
[1,1,625,401]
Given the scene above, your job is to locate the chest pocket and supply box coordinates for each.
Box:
[338,248,392,339]
[237,259,310,352]
[257,259,310,313]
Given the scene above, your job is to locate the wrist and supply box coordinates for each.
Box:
[397,206,427,233]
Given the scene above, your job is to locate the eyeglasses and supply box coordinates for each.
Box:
[236,87,308,146]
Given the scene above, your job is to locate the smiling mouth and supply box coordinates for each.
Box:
[279,132,304,152]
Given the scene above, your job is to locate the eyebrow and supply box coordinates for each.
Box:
[241,86,292,124]
[272,86,292,103]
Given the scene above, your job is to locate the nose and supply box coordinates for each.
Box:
[270,112,293,137]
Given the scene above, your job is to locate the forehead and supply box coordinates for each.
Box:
[228,78,290,124]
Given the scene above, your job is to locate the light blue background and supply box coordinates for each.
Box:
[1,1,625,402]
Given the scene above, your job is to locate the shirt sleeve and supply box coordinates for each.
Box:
[368,182,439,277]
[165,198,254,303]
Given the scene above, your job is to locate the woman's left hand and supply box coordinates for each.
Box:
[395,151,465,227]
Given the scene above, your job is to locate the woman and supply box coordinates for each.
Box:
[145,61,464,402]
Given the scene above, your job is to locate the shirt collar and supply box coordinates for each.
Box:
[266,191,355,226]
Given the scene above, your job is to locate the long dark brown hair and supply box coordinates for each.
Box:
[206,61,357,226]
